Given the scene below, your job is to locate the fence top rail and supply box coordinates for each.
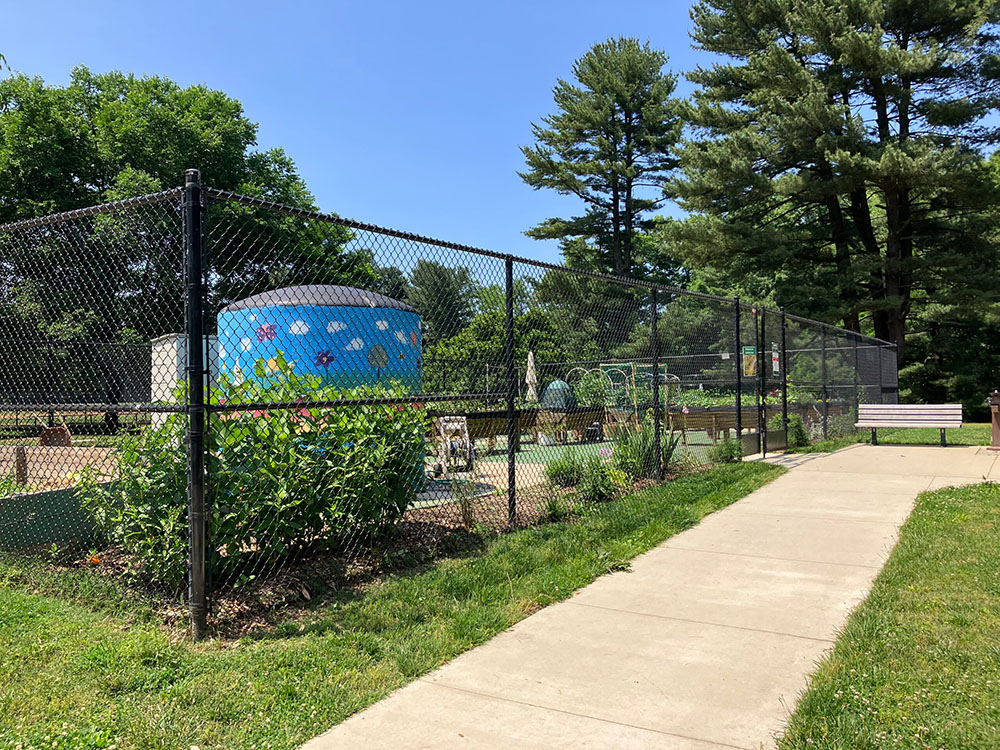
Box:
[0,180,893,351]
[203,187,725,304]
[0,187,183,233]
[780,309,896,348]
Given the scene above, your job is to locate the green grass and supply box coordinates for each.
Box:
[476,431,716,465]
[0,462,782,750]
[787,423,991,454]
[779,481,1000,749]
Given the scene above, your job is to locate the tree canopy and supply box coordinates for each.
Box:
[520,37,685,284]
[670,0,1000,365]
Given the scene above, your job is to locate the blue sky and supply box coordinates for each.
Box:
[3,0,709,265]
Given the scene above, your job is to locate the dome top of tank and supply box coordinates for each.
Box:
[220,285,417,314]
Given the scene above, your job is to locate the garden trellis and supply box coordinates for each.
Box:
[0,170,897,638]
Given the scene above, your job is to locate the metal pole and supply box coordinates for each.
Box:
[821,327,829,440]
[752,307,761,454]
[183,169,207,641]
[734,298,742,445]
[781,307,788,438]
[760,308,767,457]
[46,340,55,427]
[651,288,662,479]
[877,343,885,404]
[504,257,516,527]
[852,334,860,425]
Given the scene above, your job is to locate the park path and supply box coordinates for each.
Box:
[302,444,1000,750]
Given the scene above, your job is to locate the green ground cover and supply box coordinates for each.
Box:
[779,480,1000,749]
[476,432,715,465]
[0,462,782,750]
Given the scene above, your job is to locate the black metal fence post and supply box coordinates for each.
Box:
[821,326,829,440]
[852,334,860,421]
[45,339,55,427]
[877,342,885,404]
[651,288,662,479]
[504,256,516,527]
[760,307,767,456]
[183,168,208,641]
[734,298,742,444]
[780,307,788,434]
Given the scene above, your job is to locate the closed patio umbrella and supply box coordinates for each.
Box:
[525,350,538,402]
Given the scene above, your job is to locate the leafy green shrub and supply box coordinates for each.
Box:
[577,456,616,503]
[672,388,756,408]
[544,451,585,487]
[709,437,743,464]
[78,356,426,588]
[545,494,570,521]
[767,413,809,447]
[611,419,680,480]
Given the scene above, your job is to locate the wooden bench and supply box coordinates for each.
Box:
[856,403,962,446]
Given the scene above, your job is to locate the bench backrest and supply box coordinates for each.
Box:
[856,403,962,428]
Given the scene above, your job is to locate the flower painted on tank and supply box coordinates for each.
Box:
[256,323,277,342]
[410,331,419,347]
[266,357,280,373]
[417,357,422,370]
[314,350,335,369]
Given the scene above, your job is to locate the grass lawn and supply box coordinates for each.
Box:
[779,480,1000,749]
[787,422,991,454]
[0,462,782,750]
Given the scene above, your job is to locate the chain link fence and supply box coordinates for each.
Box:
[0,170,898,637]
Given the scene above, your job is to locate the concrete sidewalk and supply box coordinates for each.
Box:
[304,445,1000,750]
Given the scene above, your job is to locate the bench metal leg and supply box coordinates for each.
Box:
[941,428,946,448]
[871,428,878,446]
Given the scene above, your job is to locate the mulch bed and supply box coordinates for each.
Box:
[23,474,673,638]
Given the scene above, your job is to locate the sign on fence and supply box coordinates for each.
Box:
[742,346,757,377]
[772,343,780,376]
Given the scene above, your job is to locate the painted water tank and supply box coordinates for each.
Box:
[216,285,422,391]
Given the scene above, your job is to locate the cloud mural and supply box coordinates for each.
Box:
[215,286,422,392]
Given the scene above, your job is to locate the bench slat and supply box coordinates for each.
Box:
[856,403,962,431]
[856,422,962,428]
[859,417,961,422]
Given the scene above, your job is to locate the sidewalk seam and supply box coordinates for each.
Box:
[663,545,884,570]
[418,679,756,750]
[566,601,837,645]
[722,509,903,525]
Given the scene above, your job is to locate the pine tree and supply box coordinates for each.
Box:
[520,37,683,281]
[673,0,1000,363]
